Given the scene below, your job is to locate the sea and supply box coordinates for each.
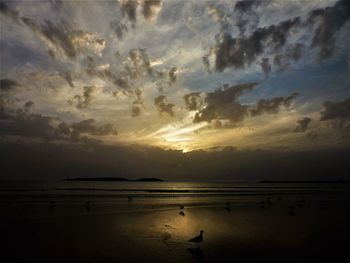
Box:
[1,180,350,218]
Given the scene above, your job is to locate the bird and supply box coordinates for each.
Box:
[49,200,56,210]
[266,197,271,204]
[189,230,204,243]
[179,205,184,210]
[85,201,91,211]
[288,211,295,216]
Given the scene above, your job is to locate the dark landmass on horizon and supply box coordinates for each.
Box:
[0,142,349,181]
[260,180,350,184]
[64,177,163,182]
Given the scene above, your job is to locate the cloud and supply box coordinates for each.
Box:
[142,0,163,22]
[131,88,143,117]
[212,0,350,73]
[168,67,177,85]
[0,78,20,92]
[294,117,312,132]
[249,93,299,116]
[121,0,138,25]
[68,86,99,109]
[120,0,163,25]
[23,101,34,113]
[154,95,175,117]
[192,83,299,126]
[183,92,202,111]
[193,82,258,123]
[60,71,74,88]
[308,0,350,60]
[260,58,271,78]
[110,20,128,39]
[215,17,301,71]
[71,118,118,138]
[320,98,350,121]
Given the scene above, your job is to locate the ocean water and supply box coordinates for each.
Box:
[1,180,350,218]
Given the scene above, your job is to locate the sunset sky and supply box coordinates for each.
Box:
[0,0,350,180]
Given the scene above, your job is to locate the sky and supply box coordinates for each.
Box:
[0,0,350,180]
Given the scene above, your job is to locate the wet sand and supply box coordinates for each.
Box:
[1,197,350,262]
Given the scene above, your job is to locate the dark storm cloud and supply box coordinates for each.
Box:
[1,3,105,60]
[192,83,298,125]
[85,56,130,90]
[0,1,20,23]
[168,67,177,85]
[121,0,138,24]
[127,48,153,78]
[183,92,202,111]
[294,117,312,132]
[131,101,142,117]
[68,86,98,109]
[131,88,143,117]
[260,58,271,78]
[234,0,268,36]
[215,17,301,71]
[202,55,211,73]
[20,17,77,59]
[320,98,350,121]
[0,110,117,143]
[308,0,350,60]
[273,54,290,72]
[193,82,258,123]
[110,20,128,40]
[213,0,350,73]
[23,101,34,112]
[234,0,265,13]
[60,71,74,88]
[249,92,299,116]
[143,0,163,21]
[71,119,118,138]
[0,112,64,140]
[154,95,175,117]
[0,79,20,92]
[120,0,163,25]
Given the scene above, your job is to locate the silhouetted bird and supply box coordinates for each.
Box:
[189,230,204,243]
[267,197,271,204]
[179,205,184,210]
[85,201,91,211]
[49,200,56,210]
[179,211,185,216]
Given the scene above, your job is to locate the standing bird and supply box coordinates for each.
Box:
[85,201,91,211]
[189,230,204,243]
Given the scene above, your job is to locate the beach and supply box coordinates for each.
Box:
[1,181,350,262]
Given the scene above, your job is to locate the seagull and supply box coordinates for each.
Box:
[85,201,91,211]
[189,230,204,243]
[49,200,56,210]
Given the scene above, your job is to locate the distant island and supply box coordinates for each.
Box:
[260,180,350,184]
[64,177,163,182]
